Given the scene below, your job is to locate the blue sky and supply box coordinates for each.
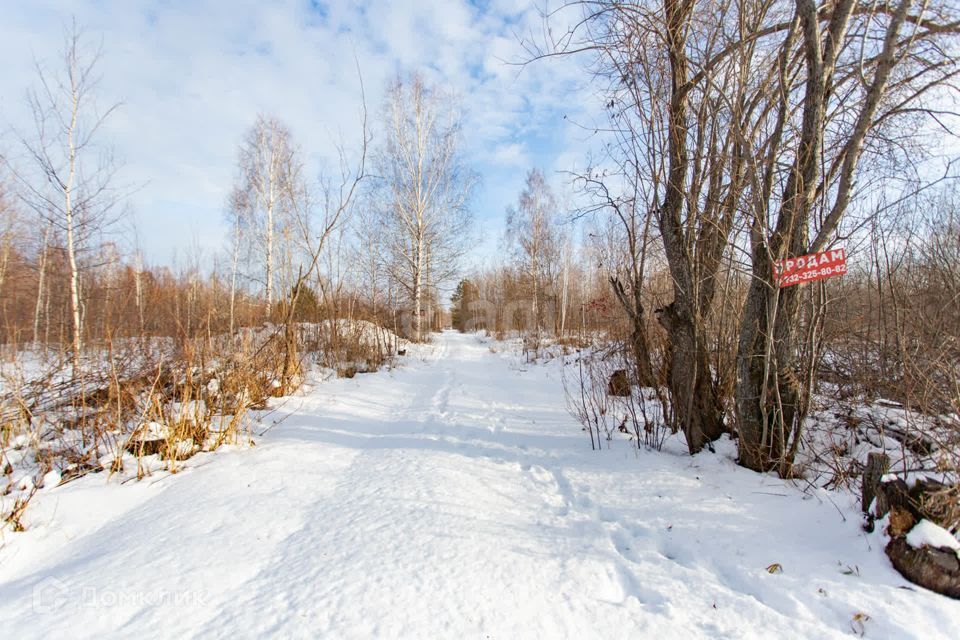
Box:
[0,0,603,268]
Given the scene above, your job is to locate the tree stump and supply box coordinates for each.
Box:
[608,369,631,397]
[862,452,890,513]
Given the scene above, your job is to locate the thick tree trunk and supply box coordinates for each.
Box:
[610,276,656,389]
[658,303,725,453]
[629,320,656,390]
[650,0,725,453]
[734,0,881,474]
[282,318,299,393]
[735,277,806,472]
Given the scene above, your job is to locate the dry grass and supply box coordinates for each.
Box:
[0,319,401,531]
[562,338,669,452]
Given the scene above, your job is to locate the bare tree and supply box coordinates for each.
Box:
[576,171,659,389]
[232,114,304,318]
[225,184,251,334]
[351,200,389,319]
[735,0,960,473]
[542,0,767,452]
[505,168,564,343]
[540,0,959,465]
[0,179,21,306]
[376,74,475,341]
[5,21,122,370]
[278,87,371,390]
[32,222,52,344]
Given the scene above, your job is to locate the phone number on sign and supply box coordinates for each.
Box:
[779,263,847,286]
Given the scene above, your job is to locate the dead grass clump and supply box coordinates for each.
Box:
[1,318,402,530]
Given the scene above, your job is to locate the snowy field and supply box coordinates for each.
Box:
[1,331,957,639]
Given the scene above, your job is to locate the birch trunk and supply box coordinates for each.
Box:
[65,71,83,371]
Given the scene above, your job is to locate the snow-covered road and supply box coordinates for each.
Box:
[1,332,957,638]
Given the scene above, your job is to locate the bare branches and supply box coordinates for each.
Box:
[525,0,959,469]
[374,74,476,341]
[4,21,124,372]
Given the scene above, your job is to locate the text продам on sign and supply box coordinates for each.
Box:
[775,248,847,288]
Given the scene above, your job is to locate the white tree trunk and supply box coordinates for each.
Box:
[229,226,240,335]
[560,244,570,337]
[134,255,144,335]
[66,82,83,371]
[413,237,423,342]
[266,190,275,317]
[425,240,433,334]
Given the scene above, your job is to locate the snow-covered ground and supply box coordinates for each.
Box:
[1,331,957,638]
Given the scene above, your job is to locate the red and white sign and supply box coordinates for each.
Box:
[774,248,847,288]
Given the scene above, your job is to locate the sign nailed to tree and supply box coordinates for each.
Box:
[774,248,847,288]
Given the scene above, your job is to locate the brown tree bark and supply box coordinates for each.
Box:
[736,0,917,473]
[654,0,729,453]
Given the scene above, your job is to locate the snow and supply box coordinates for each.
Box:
[140,421,169,439]
[906,520,960,553]
[801,394,956,492]
[0,337,176,395]
[169,400,207,423]
[15,473,34,492]
[40,470,61,490]
[317,318,409,349]
[1,331,958,638]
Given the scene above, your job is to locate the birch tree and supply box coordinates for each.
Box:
[377,75,475,341]
[6,22,122,370]
[32,223,52,344]
[233,115,303,317]
[0,180,19,305]
[506,169,564,341]
[225,183,251,334]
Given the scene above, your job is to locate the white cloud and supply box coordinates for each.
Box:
[490,142,528,168]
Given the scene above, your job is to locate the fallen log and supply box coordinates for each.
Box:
[870,474,960,599]
[886,536,960,599]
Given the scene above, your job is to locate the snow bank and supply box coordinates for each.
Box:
[314,319,408,349]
